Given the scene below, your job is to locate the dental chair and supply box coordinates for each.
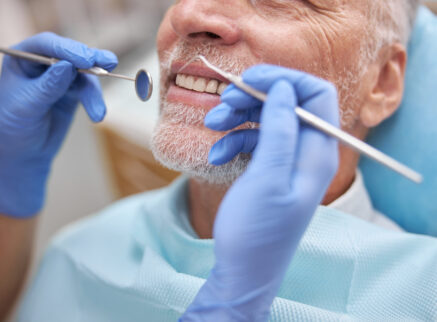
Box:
[360,6,437,237]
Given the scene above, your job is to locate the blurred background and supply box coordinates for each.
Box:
[0,1,437,320]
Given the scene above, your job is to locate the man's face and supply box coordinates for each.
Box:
[152,0,370,184]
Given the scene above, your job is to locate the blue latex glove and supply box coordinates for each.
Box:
[181,65,340,321]
[0,32,118,218]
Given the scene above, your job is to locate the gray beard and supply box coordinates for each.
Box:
[150,101,251,185]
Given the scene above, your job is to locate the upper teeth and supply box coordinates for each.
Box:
[176,74,228,95]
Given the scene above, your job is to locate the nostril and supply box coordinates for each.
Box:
[188,32,222,40]
[206,32,221,39]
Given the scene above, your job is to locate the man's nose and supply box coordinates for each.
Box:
[170,0,242,45]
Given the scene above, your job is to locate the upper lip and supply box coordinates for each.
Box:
[170,61,230,84]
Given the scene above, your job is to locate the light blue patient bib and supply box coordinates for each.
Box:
[18,177,437,321]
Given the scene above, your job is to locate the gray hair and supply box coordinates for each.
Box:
[341,1,422,128]
[367,1,421,59]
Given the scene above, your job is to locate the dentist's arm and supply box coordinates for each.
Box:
[181,65,340,321]
[0,32,118,319]
[0,216,36,319]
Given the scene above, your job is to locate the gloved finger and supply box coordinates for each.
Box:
[14,32,95,73]
[22,61,77,115]
[1,54,48,79]
[205,103,261,131]
[248,80,299,188]
[93,49,118,72]
[14,32,118,77]
[75,74,107,123]
[245,65,340,123]
[221,84,263,111]
[208,129,259,165]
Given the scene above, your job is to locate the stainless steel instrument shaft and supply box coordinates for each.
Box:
[196,55,423,184]
[0,46,135,81]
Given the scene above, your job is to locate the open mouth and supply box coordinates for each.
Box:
[175,74,228,95]
[166,61,231,109]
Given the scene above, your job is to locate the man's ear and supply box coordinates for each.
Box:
[360,43,407,128]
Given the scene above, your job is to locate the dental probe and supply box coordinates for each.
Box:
[190,55,423,184]
[0,46,153,102]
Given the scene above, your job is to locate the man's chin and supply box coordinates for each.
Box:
[150,121,250,186]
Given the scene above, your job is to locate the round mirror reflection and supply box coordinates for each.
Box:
[135,69,153,102]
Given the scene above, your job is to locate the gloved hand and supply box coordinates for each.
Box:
[0,32,118,218]
[181,65,340,321]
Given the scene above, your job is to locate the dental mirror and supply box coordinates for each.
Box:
[0,46,154,102]
[135,69,153,102]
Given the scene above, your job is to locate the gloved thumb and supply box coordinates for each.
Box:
[29,61,77,112]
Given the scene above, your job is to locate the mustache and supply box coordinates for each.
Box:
[160,40,251,78]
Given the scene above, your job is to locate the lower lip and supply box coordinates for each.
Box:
[166,83,222,109]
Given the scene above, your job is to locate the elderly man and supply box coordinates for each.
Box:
[1,0,436,321]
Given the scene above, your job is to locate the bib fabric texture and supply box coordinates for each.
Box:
[18,177,437,321]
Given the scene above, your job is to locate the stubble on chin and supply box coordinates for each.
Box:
[151,100,252,185]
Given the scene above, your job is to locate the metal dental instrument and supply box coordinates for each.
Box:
[192,55,423,184]
[0,46,153,102]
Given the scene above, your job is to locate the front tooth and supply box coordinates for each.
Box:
[180,74,187,86]
[205,79,219,93]
[193,78,207,92]
[217,83,228,95]
[184,75,194,90]
[176,74,183,86]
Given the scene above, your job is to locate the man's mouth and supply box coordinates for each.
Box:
[175,74,228,95]
[166,61,231,109]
